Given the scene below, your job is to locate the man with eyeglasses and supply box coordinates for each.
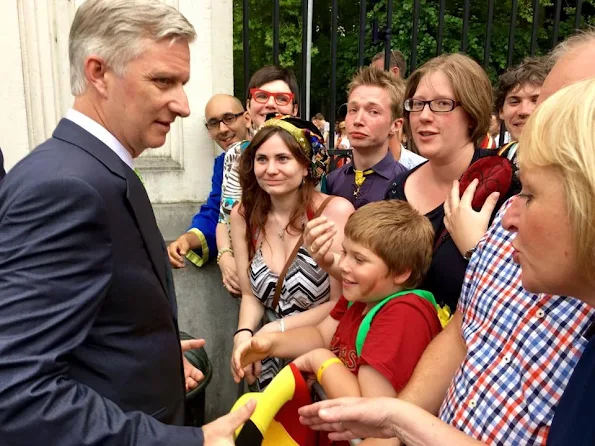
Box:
[167,94,250,272]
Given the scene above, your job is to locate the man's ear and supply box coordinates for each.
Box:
[391,66,400,78]
[388,117,401,136]
[498,108,505,121]
[392,268,411,286]
[84,55,109,97]
[243,111,252,130]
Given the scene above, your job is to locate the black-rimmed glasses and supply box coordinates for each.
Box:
[205,111,245,130]
[404,98,460,113]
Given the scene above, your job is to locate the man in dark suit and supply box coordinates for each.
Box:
[0,1,254,445]
[0,146,5,181]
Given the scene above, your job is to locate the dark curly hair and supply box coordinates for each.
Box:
[494,56,552,112]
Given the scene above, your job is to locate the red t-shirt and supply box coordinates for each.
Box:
[329,294,442,392]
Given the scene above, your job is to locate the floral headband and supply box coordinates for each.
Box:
[262,114,330,185]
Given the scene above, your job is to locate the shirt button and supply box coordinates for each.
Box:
[502,353,512,364]
[469,398,477,408]
[536,309,545,319]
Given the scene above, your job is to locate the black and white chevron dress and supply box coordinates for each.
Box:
[250,245,331,388]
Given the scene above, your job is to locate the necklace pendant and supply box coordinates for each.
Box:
[278,230,285,241]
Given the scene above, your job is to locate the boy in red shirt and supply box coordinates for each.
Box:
[232,200,441,401]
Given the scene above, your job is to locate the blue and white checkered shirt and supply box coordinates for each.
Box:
[439,197,595,445]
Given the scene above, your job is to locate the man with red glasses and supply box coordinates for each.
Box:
[245,65,299,133]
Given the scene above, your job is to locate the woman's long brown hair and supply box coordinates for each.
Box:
[238,126,315,261]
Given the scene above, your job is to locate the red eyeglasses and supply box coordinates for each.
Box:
[249,88,295,106]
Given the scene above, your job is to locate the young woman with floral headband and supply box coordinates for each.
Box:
[230,115,354,389]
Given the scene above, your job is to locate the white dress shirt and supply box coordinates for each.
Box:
[65,108,133,169]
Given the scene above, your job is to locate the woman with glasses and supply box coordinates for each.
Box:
[386,53,510,313]
[216,66,301,295]
[230,115,354,390]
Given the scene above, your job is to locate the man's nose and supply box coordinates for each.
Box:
[502,196,520,233]
[265,95,277,109]
[519,99,535,117]
[171,86,190,118]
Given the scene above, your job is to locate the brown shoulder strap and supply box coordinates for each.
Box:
[271,196,334,310]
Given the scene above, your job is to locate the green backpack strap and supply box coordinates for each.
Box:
[351,289,438,357]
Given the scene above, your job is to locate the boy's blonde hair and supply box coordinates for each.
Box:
[348,66,406,120]
[518,78,595,282]
[344,200,434,288]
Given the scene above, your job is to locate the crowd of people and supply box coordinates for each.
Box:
[0,0,594,445]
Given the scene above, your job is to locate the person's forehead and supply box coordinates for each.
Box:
[205,97,243,118]
[349,85,390,106]
[539,43,595,103]
[506,82,542,99]
[256,80,292,93]
[415,71,454,97]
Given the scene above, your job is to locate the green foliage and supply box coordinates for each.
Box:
[233,0,595,119]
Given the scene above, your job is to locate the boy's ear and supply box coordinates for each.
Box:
[392,269,412,286]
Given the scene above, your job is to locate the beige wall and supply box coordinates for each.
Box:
[0,0,234,204]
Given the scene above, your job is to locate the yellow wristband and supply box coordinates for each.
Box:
[316,358,343,384]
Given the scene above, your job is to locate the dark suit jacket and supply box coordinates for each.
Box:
[0,119,203,445]
[0,146,5,181]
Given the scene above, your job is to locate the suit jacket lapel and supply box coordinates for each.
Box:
[53,119,171,303]
[125,168,169,300]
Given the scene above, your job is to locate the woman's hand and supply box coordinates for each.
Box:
[298,397,400,441]
[304,216,337,272]
[218,251,240,294]
[443,179,500,255]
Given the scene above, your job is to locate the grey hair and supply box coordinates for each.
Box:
[69,0,196,96]
[549,26,595,63]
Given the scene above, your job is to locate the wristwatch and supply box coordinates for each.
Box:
[463,247,477,261]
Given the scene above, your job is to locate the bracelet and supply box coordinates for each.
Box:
[234,328,254,337]
[278,318,285,333]
[217,247,234,264]
[316,357,343,384]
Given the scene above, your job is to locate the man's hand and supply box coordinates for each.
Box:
[218,252,240,294]
[203,399,257,445]
[181,339,206,392]
[443,179,499,255]
[231,336,271,383]
[167,233,195,268]
[304,216,337,272]
[299,397,399,441]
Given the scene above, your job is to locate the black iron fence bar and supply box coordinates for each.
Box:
[243,0,250,95]
[273,0,280,65]
[384,0,394,71]
[575,0,584,29]
[576,0,583,30]
[410,0,421,73]
[329,0,339,149]
[300,0,309,119]
[552,0,562,46]
[506,0,518,67]
[436,0,446,56]
[530,0,539,56]
[461,0,471,52]
[483,0,495,69]
[358,0,367,67]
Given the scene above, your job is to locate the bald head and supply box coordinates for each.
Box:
[204,94,250,150]
[538,30,595,104]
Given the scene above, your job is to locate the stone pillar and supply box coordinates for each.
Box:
[0,0,239,421]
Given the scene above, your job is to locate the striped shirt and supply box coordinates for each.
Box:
[439,198,595,445]
[219,140,250,226]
